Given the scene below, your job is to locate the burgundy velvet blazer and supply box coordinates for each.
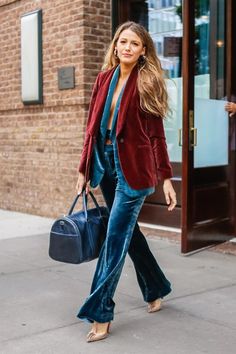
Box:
[78,65,173,190]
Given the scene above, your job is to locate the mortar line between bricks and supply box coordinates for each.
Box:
[0,103,88,114]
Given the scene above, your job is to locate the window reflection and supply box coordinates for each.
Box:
[117,0,227,165]
[194,0,228,167]
[145,0,183,163]
[147,0,182,79]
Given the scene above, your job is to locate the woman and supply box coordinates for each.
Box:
[76,21,177,343]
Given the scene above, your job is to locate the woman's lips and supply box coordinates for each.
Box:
[122,53,132,57]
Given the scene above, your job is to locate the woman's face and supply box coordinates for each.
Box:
[115,29,145,66]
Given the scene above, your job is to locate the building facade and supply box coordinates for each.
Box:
[0,0,111,216]
[0,0,235,252]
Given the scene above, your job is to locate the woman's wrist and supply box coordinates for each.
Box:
[163,178,171,184]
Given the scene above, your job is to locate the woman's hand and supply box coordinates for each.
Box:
[163,179,177,211]
[76,172,90,195]
[225,102,236,116]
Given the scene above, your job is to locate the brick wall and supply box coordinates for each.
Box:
[0,0,111,217]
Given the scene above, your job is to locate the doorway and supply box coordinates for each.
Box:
[181,0,235,252]
[112,0,236,252]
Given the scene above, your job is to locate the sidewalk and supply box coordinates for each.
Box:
[0,210,236,354]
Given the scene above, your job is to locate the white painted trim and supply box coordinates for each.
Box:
[138,222,181,233]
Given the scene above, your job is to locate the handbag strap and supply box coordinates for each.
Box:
[84,192,108,229]
[68,190,103,220]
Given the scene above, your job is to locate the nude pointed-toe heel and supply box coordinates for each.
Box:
[86,322,111,343]
[147,298,162,313]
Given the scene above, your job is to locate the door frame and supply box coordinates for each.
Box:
[181,0,235,253]
[226,0,236,236]
[111,0,236,248]
[181,0,195,253]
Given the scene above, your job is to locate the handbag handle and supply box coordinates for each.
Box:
[68,190,103,220]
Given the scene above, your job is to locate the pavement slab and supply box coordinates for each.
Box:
[0,211,236,354]
[0,210,54,240]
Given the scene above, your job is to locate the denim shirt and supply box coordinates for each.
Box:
[90,65,155,198]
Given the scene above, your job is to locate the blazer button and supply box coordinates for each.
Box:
[120,138,124,143]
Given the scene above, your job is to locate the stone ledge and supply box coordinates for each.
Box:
[140,225,180,243]
[140,225,236,256]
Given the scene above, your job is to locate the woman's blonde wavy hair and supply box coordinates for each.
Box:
[102,21,169,118]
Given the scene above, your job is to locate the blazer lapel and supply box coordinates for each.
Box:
[88,67,116,136]
[116,65,138,136]
[87,64,138,138]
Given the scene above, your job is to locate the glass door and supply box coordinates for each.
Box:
[146,0,183,227]
[112,0,235,239]
[181,0,233,253]
[119,0,183,228]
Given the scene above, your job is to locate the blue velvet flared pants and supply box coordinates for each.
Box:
[77,145,171,323]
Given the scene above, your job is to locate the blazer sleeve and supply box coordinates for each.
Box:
[77,73,102,174]
[147,114,173,180]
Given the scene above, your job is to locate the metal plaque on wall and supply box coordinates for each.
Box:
[58,67,75,90]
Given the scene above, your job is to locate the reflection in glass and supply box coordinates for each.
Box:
[194,0,228,168]
[130,1,183,162]
[148,0,182,79]
[146,0,183,162]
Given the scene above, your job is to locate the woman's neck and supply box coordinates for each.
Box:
[119,62,137,80]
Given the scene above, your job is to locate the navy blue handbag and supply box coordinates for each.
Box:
[49,191,109,264]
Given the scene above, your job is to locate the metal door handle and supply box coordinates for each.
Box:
[178,128,182,146]
[190,127,197,147]
[189,110,197,148]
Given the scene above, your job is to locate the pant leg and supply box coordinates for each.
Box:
[128,223,171,302]
[97,152,171,303]
[99,166,172,302]
[77,187,145,323]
